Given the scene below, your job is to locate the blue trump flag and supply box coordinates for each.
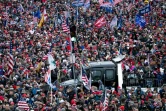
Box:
[100,3,113,13]
[34,9,41,19]
[139,4,151,15]
[109,0,114,4]
[117,15,123,29]
[72,0,84,7]
[135,14,146,28]
[84,0,90,10]
[105,7,112,13]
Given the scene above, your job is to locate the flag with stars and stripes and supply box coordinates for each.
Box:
[17,101,30,111]
[82,67,89,87]
[100,89,109,111]
[7,40,14,75]
[62,20,70,34]
[3,11,9,21]
[114,0,122,5]
[127,3,133,12]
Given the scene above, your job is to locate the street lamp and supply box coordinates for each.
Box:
[71,36,77,99]
[71,37,76,42]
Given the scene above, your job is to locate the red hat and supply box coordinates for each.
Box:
[141,100,144,104]
[148,93,153,97]
[59,86,63,89]
[10,102,14,105]
[22,94,27,98]
[41,93,45,97]
[0,96,4,101]
[62,69,67,74]
[118,86,121,89]
[20,67,24,70]
[71,99,76,105]
[74,94,77,98]
[13,85,17,90]
[119,106,125,111]
[113,91,117,95]
[94,51,97,55]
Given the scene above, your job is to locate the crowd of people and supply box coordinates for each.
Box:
[0,0,166,110]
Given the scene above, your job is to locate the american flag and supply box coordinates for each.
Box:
[3,12,9,20]
[100,89,109,111]
[114,0,122,5]
[17,101,30,111]
[62,20,70,34]
[7,40,14,75]
[82,67,89,86]
[127,3,133,12]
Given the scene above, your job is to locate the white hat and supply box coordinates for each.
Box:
[59,99,65,103]
[140,69,144,73]
[9,98,13,102]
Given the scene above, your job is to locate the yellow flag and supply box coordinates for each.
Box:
[38,15,44,28]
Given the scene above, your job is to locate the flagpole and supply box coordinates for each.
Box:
[80,62,82,81]
[104,73,105,88]
[72,0,79,99]
[72,53,77,99]
[76,0,79,38]
[119,42,121,55]
[50,71,53,105]
[55,3,58,28]
[104,89,106,111]
[48,54,56,105]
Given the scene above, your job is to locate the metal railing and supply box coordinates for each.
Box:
[124,78,163,88]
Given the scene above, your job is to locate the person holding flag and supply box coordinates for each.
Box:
[44,54,56,104]
[38,8,47,28]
